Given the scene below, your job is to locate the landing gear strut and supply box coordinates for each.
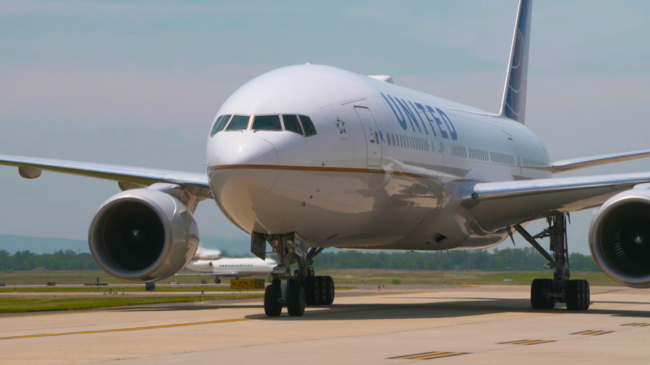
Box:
[253,232,334,317]
[513,213,590,311]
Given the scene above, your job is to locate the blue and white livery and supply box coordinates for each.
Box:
[2,0,650,316]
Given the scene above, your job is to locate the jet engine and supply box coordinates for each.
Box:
[589,188,650,288]
[88,188,199,283]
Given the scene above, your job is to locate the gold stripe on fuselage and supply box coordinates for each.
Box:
[208,164,431,180]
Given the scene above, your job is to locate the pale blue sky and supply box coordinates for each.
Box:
[1,0,650,254]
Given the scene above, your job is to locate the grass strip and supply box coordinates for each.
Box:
[0,295,262,314]
[0,287,262,293]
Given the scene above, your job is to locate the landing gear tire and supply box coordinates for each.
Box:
[531,278,555,309]
[145,282,156,291]
[264,279,282,317]
[287,278,306,317]
[305,276,317,306]
[565,279,590,311]
[214,277,221,284]
[315,276,325,305]
[323,276,335,305]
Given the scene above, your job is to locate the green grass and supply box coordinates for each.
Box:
[0,286,262,293]
[0,294,263,314]
[0,270,240,285]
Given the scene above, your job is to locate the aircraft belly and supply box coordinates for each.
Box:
[211,167,457,247]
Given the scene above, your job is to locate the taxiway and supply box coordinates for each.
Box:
[1,285,649,364]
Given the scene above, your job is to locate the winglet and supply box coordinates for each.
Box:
[499,0,533,124]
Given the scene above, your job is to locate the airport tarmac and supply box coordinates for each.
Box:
[1,285,649,364]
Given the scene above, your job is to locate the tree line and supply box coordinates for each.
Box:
[313,247,599,272]
[0,247,599,272]
[0,250,99,272]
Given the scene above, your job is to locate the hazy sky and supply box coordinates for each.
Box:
[1,0,650,254]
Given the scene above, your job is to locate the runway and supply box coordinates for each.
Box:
[2,285,650,364]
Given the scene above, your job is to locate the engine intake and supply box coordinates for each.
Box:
[589,189,650,288]
[89,188,199,282]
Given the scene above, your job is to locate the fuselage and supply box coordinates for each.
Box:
[207,64,550,252]
[186,257,276,277]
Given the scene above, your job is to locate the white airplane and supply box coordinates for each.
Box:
[181,247,276,283]
[2,0,650,317]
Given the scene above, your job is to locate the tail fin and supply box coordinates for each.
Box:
[499,0,533,124]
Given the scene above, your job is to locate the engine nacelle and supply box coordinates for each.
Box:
[89,188,199,283]
[589,189,650,288]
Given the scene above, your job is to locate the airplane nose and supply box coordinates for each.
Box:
[219,135,278,166]
[210,135,279,199]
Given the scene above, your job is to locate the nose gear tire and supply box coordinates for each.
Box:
[531,278,555,309]
[565,279,590,311]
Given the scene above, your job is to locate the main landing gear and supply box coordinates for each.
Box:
[254,233,334,317]
[512,213,590,311]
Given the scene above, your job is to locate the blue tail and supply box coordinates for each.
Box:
[499,0,533,124]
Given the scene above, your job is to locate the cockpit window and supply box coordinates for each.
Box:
[252,115,282,131]
[225,115,250,131]
[210,116,222,137]
[282,115,303,135]
[299,115,317,136]
[211,114,231,137]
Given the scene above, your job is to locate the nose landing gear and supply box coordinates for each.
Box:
[253,232,334,317]
[513,213,590,311]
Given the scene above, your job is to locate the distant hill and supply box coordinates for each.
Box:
[0,234,256,257]
[0,235,89,254]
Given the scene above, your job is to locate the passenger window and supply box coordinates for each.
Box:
[299,115,317,136]
[225,115,250,131]
[282,115,303,135]
[210,115,231,137]
[252,115,282,131]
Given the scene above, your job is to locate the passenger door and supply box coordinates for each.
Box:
[503,131,522,176]
[354,107,382,170]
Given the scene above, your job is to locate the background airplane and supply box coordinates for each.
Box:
[180,247,276,284]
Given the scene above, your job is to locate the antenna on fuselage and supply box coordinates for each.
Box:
[499,0,533,124]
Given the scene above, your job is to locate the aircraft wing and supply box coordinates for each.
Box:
[463,172,650,231]
[550,149,650,173]
[0,154,211,196]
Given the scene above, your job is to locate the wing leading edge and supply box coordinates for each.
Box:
[550,149,650,173]
[0,154,211,196]
[464,171,650,232]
